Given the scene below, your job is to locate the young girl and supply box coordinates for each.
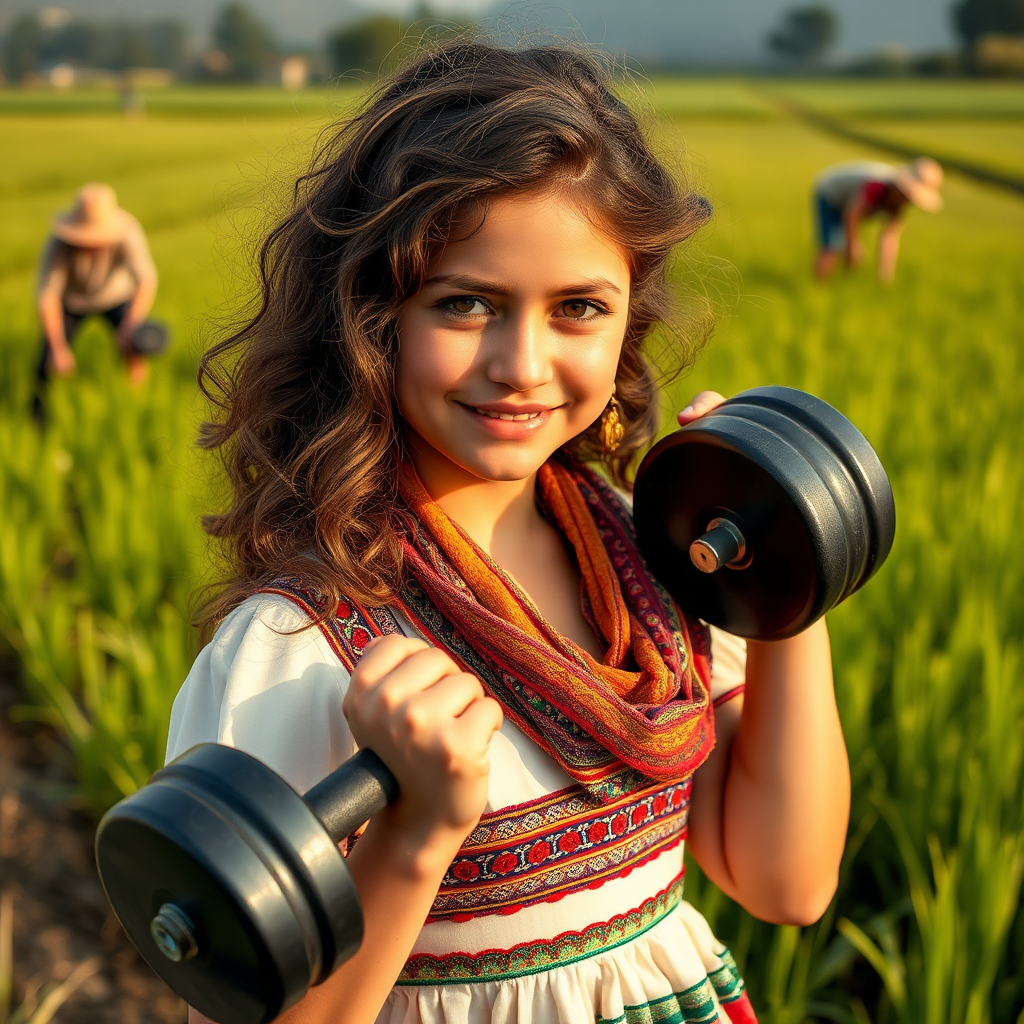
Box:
[168,43,850,1024]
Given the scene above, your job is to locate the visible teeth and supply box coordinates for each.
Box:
[475,408,543,421]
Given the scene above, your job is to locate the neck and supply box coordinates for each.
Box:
[405,433,545,557]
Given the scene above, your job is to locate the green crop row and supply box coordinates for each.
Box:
[0,85,1022,1020]
[673,117,1024,1023]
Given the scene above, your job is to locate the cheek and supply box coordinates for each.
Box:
[563,328,627,400]
[395,316,475,414]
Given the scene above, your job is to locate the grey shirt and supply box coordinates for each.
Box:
[38,214,156,314]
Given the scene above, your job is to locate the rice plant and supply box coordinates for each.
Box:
[0,82,1020,1019]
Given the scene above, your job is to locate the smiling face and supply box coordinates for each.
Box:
[396,191,632,491]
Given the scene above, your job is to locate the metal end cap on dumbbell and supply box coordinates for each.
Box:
[633,386,895,640]
[95,744,363,1024]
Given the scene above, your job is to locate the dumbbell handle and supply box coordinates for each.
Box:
[303,748,400,843]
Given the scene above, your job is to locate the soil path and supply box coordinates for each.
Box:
[0,674,185,1023]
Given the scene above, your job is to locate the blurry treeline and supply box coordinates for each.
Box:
[3,0,1024,84]
[765,0,1024,76]
[1,1,471,88]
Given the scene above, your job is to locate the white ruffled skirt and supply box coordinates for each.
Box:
[378,896,755,1024]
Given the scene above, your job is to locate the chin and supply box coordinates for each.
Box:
[461,448,555,483]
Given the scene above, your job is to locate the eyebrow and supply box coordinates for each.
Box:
[421,273,623,297]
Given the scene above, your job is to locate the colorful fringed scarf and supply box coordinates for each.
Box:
[392,457,715,801]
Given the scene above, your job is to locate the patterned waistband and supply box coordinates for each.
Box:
[429,777,690,922]
[398,871,686,986]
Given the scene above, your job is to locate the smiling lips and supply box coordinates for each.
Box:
[461,402,557,436]
[474,407,544,421]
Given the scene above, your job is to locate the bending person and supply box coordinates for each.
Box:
[36,183,158,394]
[813,157,943,282]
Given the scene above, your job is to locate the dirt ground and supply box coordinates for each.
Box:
[0,671,185,1024]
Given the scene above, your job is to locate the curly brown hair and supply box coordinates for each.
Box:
[197,41,712,634]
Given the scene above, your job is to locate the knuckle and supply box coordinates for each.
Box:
[376,686,403,716]
[457,672,484,696]
[418,647,456,675]
[401,700,432,737]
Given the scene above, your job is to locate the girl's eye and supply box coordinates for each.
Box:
[440,296,490,318]
[558,299,605,320]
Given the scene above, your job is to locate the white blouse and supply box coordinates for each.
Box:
[166,594,754,1024]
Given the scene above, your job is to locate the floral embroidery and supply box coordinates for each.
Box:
[428,778,690,921]
[261,579,404,666]
[398,873,685,985]
[263,578,694,923]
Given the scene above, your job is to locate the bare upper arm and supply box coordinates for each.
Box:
[685,694,743,899]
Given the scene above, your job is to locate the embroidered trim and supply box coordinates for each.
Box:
[596,980,718,1024]
[262,578,693,922]
[595,950,754,1024]
[398,872,685,984]
[431,778,690,921]
[261,580,405,664]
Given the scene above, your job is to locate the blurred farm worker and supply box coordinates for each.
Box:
[813,157,943,282]
[36,183,158,391]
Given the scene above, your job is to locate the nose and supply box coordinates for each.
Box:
[484,308,554,392]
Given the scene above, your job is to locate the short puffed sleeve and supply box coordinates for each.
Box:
[165,594,356,794]
[707,624,747,707]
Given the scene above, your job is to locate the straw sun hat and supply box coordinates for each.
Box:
[894,157,944,213]
[52,183,130,247]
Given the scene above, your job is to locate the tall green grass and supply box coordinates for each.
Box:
[672,118,1024,1023]
[0,84,1021,1020]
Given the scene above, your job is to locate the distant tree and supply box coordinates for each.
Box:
[110,23,155,68]
[953,0,1024,46]
[766,5,839,65]
[4,14,42,83]
[326,15,405,75]
[39,19,103,66]
[212,3,275,81]
[148,20,189,73]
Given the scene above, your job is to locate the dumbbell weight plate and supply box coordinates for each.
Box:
[96,744,362,1024]
[633,387,895,640]
[130,320,169,355]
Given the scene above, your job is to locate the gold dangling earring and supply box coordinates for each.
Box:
[600,384,625,455]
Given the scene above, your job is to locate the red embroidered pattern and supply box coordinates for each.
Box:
[261,580,404,664]
[262,580,695,923]
[428,777,691,921]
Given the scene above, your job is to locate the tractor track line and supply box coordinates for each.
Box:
[757,91,1024,198]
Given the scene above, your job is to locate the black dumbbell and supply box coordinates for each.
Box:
[96,385,895,1023]
[95,744,398,1024]
[633,385,895,640]
[130,320,170,355]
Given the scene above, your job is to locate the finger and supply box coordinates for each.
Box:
[363,646,465,707]
[677,390,726,425]
[352,635,431,686]
[452,695,504,750]
[403,672,486,723]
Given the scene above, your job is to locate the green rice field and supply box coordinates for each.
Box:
[1,79,1022,1022]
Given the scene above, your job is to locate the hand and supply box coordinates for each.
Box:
[49,344,77,377]
[677,390,726,426]
[343,636,503,849]
[116,320,136,353]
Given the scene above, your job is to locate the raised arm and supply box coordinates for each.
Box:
[675,392,850,925]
